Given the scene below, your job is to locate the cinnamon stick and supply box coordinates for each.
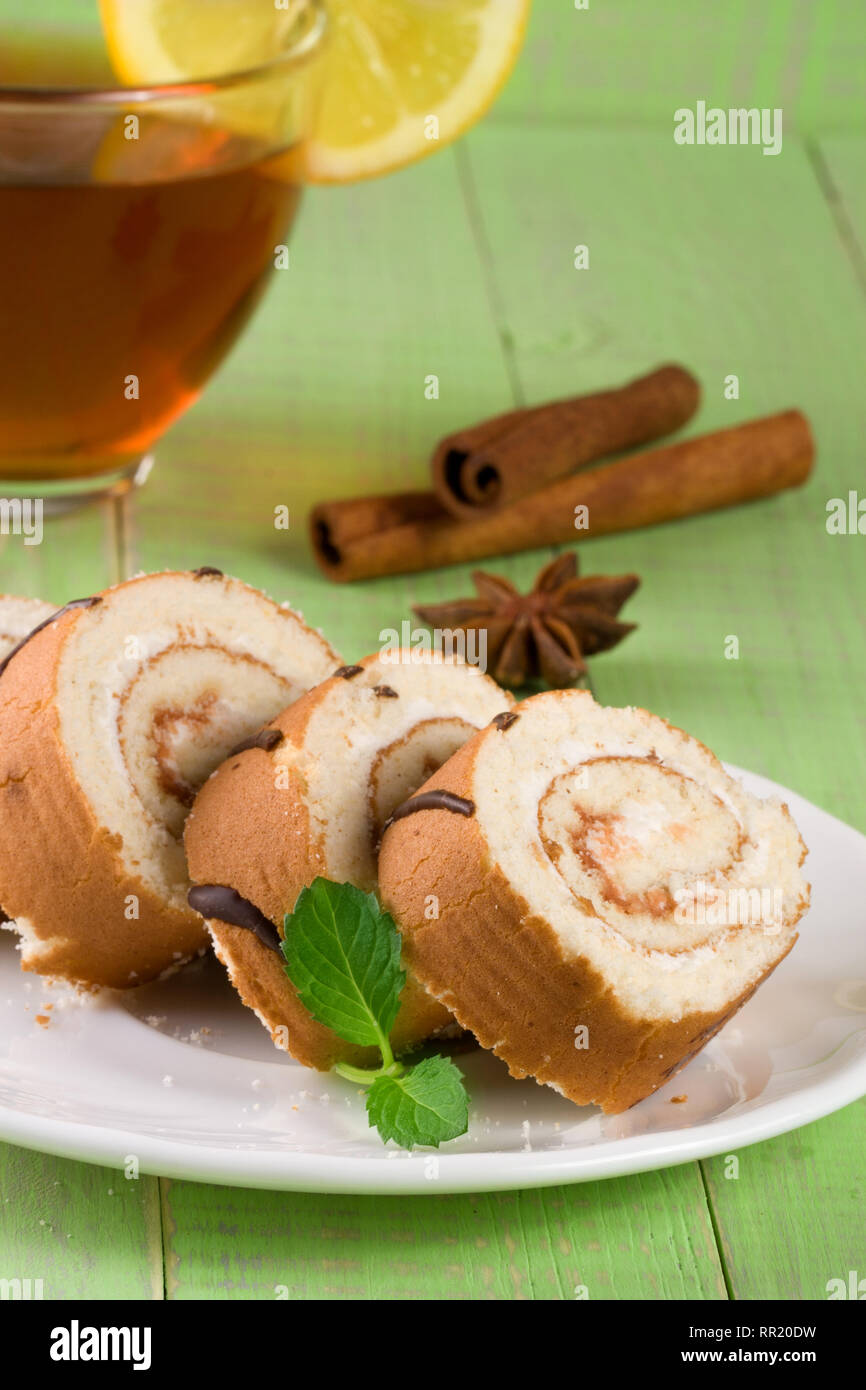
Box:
[431,364,700,519]
[310,411,814,583]
[311,490,446,568]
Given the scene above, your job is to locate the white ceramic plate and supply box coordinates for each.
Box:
[1,766,864,1194]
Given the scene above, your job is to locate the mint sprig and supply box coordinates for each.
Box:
[367,1055,468,1150]
[282,878,404,1050]
[282,878,468,1149]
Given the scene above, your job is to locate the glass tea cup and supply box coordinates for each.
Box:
[0,1,325,506]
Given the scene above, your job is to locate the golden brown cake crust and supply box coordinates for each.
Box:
[378,738,797,1113]
[0,606,202,988]
[184,672,455,1072]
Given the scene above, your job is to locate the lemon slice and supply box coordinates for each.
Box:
[99,0,531,182]
[100,0,316,87]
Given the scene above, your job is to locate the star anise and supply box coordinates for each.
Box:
[413,552,640,689]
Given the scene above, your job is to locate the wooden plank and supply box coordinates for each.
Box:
[461,124,866,833]
[497,0,866,136]
[461,123,866,1298]
[702,1100,866,1299]
[162,1165,725,1300]
[0,1143,163,1300]
[791,147,866,1294]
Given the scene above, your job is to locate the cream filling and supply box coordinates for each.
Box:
[273,650,511,889]
[56,572,338,909]
[539,757,746,951]
[0,595,56,658]
[471,691,808,1020]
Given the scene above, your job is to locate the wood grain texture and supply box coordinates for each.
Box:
[701,1100,866,1300]
[814,134,866,295]
[461,124,866,832]
[497,0,866,136]
[0,1144,163,1300]
[161,1165,725,1300]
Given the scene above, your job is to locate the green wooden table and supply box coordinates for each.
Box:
[1,1,865,1300]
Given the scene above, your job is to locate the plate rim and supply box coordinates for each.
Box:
[1,764,865,1194]
[0,1045,864,1193]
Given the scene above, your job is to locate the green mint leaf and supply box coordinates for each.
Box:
[282,878,405,1050]
[366,1055,469,1149]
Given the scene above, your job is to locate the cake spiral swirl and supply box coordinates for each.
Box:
[379,689,810,1112]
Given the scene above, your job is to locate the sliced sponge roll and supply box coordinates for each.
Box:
[378,689,810,1112]
[184,650,513,1070]
[0,570,340,988]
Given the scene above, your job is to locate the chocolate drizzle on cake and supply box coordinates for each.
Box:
[0,595,102,679]
[374,685,399,698]
[492,711,519,732]
[192,566,223,578]
[383,789,476,834]
[188,884,282,955]
[228,727,284,757]
[333,664,363,680]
